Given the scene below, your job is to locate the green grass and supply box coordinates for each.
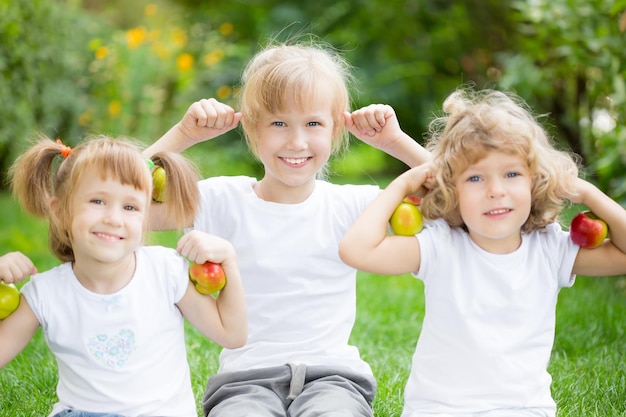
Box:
[1,191,625,416]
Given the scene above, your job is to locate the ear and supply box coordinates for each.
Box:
[49,196,59,215]
[48,197,65,229]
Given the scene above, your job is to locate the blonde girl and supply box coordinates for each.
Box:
[0,135,247,417]
[144,38,430,417]
[339,88,626,417]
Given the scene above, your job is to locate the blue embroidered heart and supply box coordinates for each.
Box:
[87,329,136,369]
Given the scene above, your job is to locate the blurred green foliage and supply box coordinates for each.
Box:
[0,0,94,177]
[1,0,626,201]
[498,0,626,199]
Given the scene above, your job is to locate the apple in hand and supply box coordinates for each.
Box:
[152,166,167,202]
[569,211,608,249]
[390,196,423,236]
[189,261,227,295]
[0,282,20,319]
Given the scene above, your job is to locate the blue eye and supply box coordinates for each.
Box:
[272,121,285,127]
[307,121,320,127]
[507,172,519,178]
[468,176,481,182]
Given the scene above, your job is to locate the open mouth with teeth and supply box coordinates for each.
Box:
[486,208,511,216]
[94,232,123,242]
[281,157,311,166]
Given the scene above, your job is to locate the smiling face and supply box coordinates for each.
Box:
[253,93,336,203]
[454,151,532,253]
[239,44,352,203]
[68,167,148,268]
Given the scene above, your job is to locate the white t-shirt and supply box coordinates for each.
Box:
[402,219,579,417]
[22,246,196,417]
[194,176,380,375]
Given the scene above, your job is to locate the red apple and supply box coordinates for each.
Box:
[390,198,423,236]
[402,195,422,205]
[152,166,166,202]
[569,211,608,249]
[0,282,20,320]
[189,261,226,295]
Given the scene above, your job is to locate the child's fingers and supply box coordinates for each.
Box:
[0,252,36,284]
[349,104,394,137]
[187,99,238,130]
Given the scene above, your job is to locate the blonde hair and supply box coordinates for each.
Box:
[421,88,580,233]
[238,39,355,178]
[9,135,199,262]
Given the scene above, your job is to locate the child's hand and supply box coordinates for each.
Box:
[344,104,403,149]
[397,163,436,197]
[0,252,36,284]
[177,230,237,268]
[178,98,242,145]
[562,176,593,205]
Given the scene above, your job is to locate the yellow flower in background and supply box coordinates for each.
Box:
[108,100,121,117]
[95,46,109,60]
[203,49,224,67]
[78,109,92,126]
[172,29,188,48]
[219,22,234,36]
[126,27,147,49]
[216,85,231,100]
[177,53,194,72]
[145,4,158,16]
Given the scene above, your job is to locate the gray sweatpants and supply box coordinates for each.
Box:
[202,364,376,417]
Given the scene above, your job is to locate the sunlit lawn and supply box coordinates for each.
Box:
[1,192,624,416]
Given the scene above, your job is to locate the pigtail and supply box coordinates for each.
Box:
[149,151,200,230]
[8,135,66,218]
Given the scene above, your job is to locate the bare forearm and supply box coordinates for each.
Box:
[215,266,247,348]
[340,177,410,268]
[382,131,431,168]
[346,105,431,168]
[143,123,192,158]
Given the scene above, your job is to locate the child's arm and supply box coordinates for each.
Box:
[175,231,247,349]
[143,98,242,157]
[0,252,37,284]
[0,298,41,367]
[344,104,431,168]
[339,164,432,275]
[0,252,41,367]
[570,177,626,277]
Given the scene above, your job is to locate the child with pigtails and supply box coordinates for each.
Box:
[0,135,247,417]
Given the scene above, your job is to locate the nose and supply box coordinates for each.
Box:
[103,205,123,225]
[286,128,308,150]
[487,178,505,198]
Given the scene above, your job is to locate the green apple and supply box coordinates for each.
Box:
[390,198,423,236]
[189,261,227,295]
[0,282,20,319]
[152,166,166,202]
[569,211,608,249]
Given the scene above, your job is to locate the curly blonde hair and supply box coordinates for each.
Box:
[420,88,580,233]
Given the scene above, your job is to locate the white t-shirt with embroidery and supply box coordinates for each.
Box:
[22,246,196,417]
[194,176,380,375]
[402,219,579,417]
